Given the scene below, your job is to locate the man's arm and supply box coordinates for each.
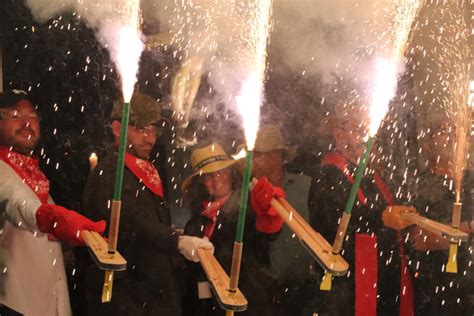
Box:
[0,172,42,232]
[0,162,105,244]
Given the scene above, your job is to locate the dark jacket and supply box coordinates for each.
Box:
[408,171,473,315]
[183,190,279,316]
[82,148,182,315]
[308,151,400,316]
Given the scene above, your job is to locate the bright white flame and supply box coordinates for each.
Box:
[468,80,474,107]
[115,26,143,102]
[106,0,143,102]
[236,0,272,150]
[232,148,247,160]
[368,57,399,136]
[236,73,262,150]
[367,0,421,136]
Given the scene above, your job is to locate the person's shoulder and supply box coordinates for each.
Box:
[0,160,24,183]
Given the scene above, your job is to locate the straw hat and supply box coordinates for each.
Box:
[181,143,237,191]
[253,124,296,163]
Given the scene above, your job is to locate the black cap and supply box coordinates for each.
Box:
[0,90,31,109]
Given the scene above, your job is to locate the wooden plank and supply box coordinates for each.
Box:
[400,212,468,242]
[197,248,248,312]
[81,230,127,271]
[271,197,349,276]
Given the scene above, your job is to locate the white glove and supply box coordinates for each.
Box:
[178,235,215,262]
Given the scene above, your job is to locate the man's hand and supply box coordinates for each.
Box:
[409,226,450,251]
[250,177,285,233]
[36,204,106,246]
[250,176,285,215]
[178,236,214,262]
[381,205,417,230]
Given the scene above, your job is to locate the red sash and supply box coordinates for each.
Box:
[0,146,49,203]
[201,193,231,239]
[323,151,413,316]
[124,153,164,198]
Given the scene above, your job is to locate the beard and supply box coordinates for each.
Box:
[11,127,39,154]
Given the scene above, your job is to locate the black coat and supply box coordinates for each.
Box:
[308,152,400,316]
[82,148,182,315]
[183,190,279,316]
[408,171,473,315]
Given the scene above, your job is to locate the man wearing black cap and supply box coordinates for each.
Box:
[82,90,213,315]
[0,89,106,315]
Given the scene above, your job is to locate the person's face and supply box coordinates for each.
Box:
[127,124,159,159]
[333,119,368,160]
[0,100,41,154]
[202,168,233,199]
[252,150,284,178]
[422,123,454,169]
[112,121,159,159]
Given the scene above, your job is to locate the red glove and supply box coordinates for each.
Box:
[250,177,285,233]
[36,204,106,246]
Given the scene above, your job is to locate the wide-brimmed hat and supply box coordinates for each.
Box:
[111,90,161,128]
[252,124,296,163]
[181,143,237,191]
[0,90,32,109]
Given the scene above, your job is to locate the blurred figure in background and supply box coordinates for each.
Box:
[249,123,315,315]
[309,105,414,316]
[384,117,473,315]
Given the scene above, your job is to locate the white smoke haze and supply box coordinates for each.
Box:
[270,0,418,103]
[25,0,421,119]
[141,0,419,123]
[25,0,144,100]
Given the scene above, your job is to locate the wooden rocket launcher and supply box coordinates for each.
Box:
[249,178,349,276]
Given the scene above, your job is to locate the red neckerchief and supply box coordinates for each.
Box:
[322,151,413,316]
[124,153,164,198]
[201,193,232,239]
[0,146,49,203]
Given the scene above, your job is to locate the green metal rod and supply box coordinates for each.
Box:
[235,150,253,243]
[113,102,130,200]
[343,136,375,214]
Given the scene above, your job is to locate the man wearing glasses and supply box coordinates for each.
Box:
[0,90,105,315]
[82,90,213,315]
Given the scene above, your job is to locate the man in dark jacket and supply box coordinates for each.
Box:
[309,106,414,316]
[82,90,213,315]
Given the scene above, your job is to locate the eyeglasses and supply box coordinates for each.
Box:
[0,110,41,123]
[129,124,161,136]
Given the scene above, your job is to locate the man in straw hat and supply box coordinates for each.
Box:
[0,89,105,316]
[247,123,315,315]
[182,142,285,315]
[82,90,213,315]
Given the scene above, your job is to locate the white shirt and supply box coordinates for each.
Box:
[0,160,71,316]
